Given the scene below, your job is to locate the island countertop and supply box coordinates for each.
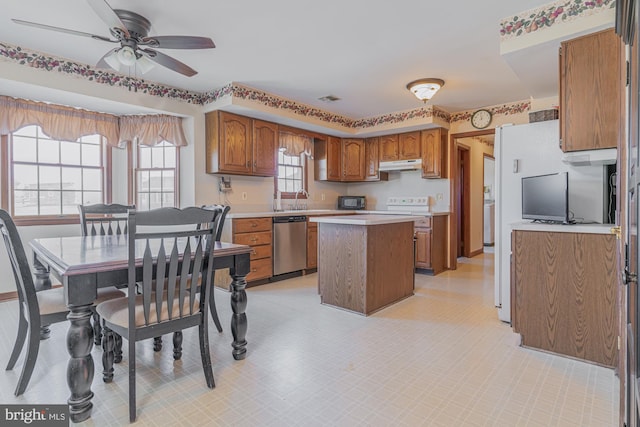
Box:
[310,214,424,226]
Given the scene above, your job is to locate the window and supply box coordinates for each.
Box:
[276,149,307,198]
[135,141,178,210]
[4,125,106,220]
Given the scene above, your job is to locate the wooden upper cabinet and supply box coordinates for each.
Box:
[398,131,421,159]
[252,120,278,176]
[327,136,343,181]
[342,139,366,181]
[559,29,622,152]
[421,128,447,179]
[380,134,399,161]
[218,111,252,174]
[364,137,380,181]
[205,111,277,177]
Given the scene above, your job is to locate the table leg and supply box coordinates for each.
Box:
[230,269,248,360]
[66,305,95,423]
[32,257,52,340]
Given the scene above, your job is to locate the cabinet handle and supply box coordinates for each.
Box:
[254,161,257,167]
[252,268,257,272]
[246,161,250,167]
[251,223,257,227]
[250,238,258,242]
[252,250,257,255]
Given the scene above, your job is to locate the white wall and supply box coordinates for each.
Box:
[347,172,450,212]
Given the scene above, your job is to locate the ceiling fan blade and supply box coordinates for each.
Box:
[86,0,130,38]
[96,47,119,70]
[142,36,215,49]
[11,19,114,42]
[142,49,198,77]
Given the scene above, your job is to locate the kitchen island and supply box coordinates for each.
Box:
[311,214,421,315]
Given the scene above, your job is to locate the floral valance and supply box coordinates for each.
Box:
[279,131,313,158]
[0,96,120,146]
[119,114,187,147]
[0,96,188,148]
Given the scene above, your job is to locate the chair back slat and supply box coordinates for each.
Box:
[177,238,192,318]
[201,205,230,242]
[154,241,167,323]
[0,210,38,321]
[190,242,204,316]
[127,207,220,329]
[79,204,134,237]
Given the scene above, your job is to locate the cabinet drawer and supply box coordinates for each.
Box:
[414,217,432,228]
[249,244,272,260]
[234,231,272,246]
[233,217,272,233]
[247,257,272,281]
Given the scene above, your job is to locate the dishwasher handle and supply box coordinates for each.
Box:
[273,216,307,223]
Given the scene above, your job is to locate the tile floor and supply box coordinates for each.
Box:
[0,253,618,426]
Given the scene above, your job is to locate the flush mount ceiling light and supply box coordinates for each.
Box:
[406,78,445,103]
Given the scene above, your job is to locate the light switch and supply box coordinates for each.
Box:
[513,159,519,173]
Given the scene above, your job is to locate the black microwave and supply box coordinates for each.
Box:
[338,196,366,210]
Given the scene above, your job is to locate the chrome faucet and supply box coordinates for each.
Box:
[294,189,309,210]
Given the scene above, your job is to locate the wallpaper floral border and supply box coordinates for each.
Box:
[0,42,531,129]
[0,42,207,104]
[450,100,532,123]
[500,0,616,40]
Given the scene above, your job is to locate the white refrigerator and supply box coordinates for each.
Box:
[494,120,606,322]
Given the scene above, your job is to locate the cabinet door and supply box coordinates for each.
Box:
[252,120,278,176]
[415,228,432,269]
[399,131,421,159]
[560,29,621,152]
[342,139,366,181]
[421,128,442,178]
[327,136,343,181]
[307,223,318,269]
[219,112,252,174]
[379,134,399,161]
[364,137,380,181]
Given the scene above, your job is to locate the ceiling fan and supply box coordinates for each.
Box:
[11,0,215,77]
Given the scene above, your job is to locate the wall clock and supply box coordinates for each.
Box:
[471,109,492,129]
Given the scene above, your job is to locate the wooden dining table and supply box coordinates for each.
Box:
[29,235,252,423]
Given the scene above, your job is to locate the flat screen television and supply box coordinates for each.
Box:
[521,172,571,223]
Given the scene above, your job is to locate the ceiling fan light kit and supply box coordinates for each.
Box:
[406,78,445,103]
[12,0,215,77]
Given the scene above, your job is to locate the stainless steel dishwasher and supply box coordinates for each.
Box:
[272,215,307,276]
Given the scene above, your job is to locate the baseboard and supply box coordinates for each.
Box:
[0,291,18,302]
[468,248,484,258]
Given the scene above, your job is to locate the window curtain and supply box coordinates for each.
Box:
[119,114,188,147]
[279,131,313,158]
[0,95,120,146]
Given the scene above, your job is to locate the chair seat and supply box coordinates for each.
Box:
[97,294,200,329]
[36,286,125,316]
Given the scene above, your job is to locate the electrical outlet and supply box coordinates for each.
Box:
[321,193,326,201]
[436,193,443,201]
[242,192,248,201]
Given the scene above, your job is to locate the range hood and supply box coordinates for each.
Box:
[561,148,617,166]
[379,158,422,171]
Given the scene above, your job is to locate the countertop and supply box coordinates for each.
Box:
[227,209,450,219]
[310,214,424,226]
[511,221,615,235]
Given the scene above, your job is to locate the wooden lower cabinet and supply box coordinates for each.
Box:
[511,229,617,367]
[307,220,318,269]
[414,215,447,275]
[232,217,273,282]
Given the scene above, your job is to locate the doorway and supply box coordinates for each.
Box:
[457,145,470,257]
[483,155,495,248]
[448,129,496,269]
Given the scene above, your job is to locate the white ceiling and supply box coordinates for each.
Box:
[0,0,555,117]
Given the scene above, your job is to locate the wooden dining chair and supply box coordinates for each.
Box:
[78,203,135,345]
[96,206,221,422]
[152,204,229,353]
[0,209,124,396]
